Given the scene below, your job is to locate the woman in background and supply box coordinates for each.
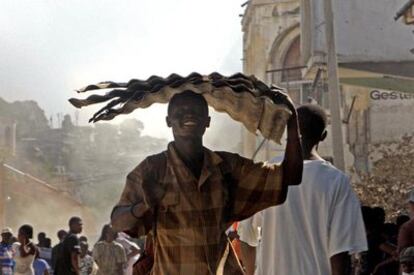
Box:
[13,224,36,275]
[93,224,126,275]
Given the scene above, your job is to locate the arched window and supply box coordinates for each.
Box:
[281,36,301,82]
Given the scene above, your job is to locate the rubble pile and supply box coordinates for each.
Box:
[352,134,414,218]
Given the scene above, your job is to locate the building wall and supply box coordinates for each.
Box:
[302,0,414,64]
[343,85,414,172]
[369,90,414,143]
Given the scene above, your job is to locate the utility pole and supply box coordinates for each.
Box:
[323,0,345,171]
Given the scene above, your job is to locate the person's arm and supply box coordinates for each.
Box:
[280,94,303,187]
[379,242,397,255]
[111,158,160,234]
[327,177,368,275]
[330,252,350,275]
[398,223,411,253]
[238,214,261,275]
[43,260,51,275]
[71,251,80,274]
[44,268,50,275]
[112,203,151,232]
[240,241,256,275]
[127,244,141,260]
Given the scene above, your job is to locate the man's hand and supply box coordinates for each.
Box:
[271,86,297,119]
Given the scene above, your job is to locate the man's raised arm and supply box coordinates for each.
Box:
[281,96,303,186]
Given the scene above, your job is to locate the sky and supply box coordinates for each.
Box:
[0,0,245,140]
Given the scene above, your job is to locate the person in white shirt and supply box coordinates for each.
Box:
[116,232,141,275]
[239,104,368,275]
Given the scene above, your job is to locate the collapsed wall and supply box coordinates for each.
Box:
[344,85,414,218]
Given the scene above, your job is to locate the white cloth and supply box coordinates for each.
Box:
[12,243,35,275]
[116,233,140,275]
[239,159,368,275]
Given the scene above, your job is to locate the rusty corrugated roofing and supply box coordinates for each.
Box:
[69,72,291,143]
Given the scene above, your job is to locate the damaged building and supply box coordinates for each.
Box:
[241,0,414,215]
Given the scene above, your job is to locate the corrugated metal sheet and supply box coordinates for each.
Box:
[69,72,292,143]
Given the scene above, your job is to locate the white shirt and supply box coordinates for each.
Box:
[116,233,140,275]
[239,159,367,275]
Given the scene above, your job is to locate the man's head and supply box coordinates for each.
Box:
[37,232,46,244]
[68,216,83,234]
[297,104,328,146]
[44,238,51,248]
[100,224,117,243]
[400,247,414,274]
[1,228,13,245]
[57,229,67,242]
[166,91,210,140]
[18,224,33,243]
[79,235,88,243]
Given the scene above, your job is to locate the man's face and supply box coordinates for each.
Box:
[166,96,210,139]
[38,233,45,243]
[105,228,117,242]
[402,261,414,273]
[80,243,88,256]
[71,220,83,234]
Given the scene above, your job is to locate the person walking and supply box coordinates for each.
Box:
[14,224,36,275]
[239,104,367,275]
[51,230,67,273]
[0,227,15,275]
[55,217,83,275]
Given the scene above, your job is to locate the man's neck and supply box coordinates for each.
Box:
[173,137,204,179]
[302,141,324,161]
[173,137,204,162]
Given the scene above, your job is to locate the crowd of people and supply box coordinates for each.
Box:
[352,206,409,274]
[2,204,414,275]
[0,217,140,275]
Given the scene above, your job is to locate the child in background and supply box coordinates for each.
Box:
[400,247,414,275]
